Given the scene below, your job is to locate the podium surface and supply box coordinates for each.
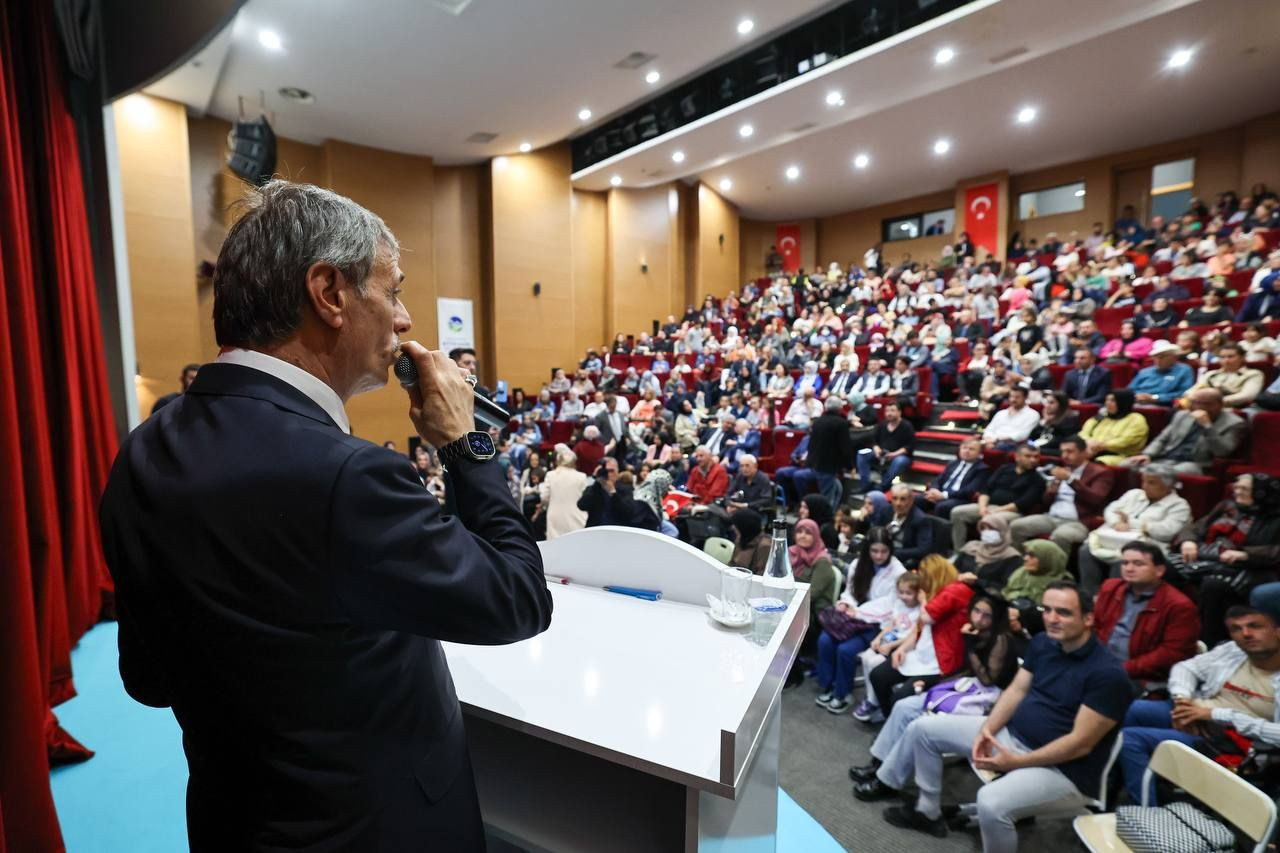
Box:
[443,527,809,852]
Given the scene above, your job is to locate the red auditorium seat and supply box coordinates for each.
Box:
[1228,412,1280,478]
[1093,307,1130,336]
[630,353,653,371]
[610,353,631,370]
[769,429,806,472]
[543,420,575,451]
[1106,362,1136,388]
[1154,260,1174,275]
[1176,475,1220,521]
[1134,406,1171,437]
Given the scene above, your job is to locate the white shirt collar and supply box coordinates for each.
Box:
[216,349,351,434]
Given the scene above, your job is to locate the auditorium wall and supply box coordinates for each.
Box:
[607,185,684,343]
[112,94,202,415]
[739,218,816,282]
[571,189,608,359]
[695,183,740,304]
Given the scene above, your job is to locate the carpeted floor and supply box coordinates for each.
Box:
[778,676,1090,852]
[51,622,845,852]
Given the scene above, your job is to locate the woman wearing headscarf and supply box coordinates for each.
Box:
[790,519,839,651]
[1002,540,1070,635]
[799,493,837,549]
[1079,389,1149,465]
[1175,473,1280,647]
[634,468,678,538]
[796,360,824,396]
[955,516,1024,595]
[1099,319,1154,364]
[729,509,771,574]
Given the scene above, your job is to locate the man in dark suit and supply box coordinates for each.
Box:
[863,484,934,569]
[1061,347,1112,404]
[807,397,856,508]
[592,393,629,459]
[950,308,985,343]
[99,181,553,852]
[720,417,761,475]
[866,436,989,518]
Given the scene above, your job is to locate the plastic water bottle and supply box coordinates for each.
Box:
[762,518,795,596]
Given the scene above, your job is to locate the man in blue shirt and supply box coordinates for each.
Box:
[869,582,1131,853]
[1130,340,1195,406]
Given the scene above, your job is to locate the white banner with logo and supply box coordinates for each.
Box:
[436,297,475,352]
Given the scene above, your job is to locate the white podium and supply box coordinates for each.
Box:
[442,527,809,852]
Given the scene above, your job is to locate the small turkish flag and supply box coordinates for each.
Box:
[662,490,695,519]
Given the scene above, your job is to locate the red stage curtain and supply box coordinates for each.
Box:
[0,0,121,849]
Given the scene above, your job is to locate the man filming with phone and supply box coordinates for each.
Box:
[99,180,553,852]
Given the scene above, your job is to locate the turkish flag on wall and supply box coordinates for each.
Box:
[964,183,1000,257]
[776,224,801,274]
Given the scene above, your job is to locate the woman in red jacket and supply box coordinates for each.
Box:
[858,555,975,722]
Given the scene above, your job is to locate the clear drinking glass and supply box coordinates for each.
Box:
[720,567,753,621]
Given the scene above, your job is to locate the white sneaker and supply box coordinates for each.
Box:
[815,691,834,706]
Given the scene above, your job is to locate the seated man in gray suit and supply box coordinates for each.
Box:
[1125,388,1245,474]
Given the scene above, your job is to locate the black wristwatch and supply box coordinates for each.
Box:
[437,431,497,466]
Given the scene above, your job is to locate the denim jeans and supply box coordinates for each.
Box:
[815,626,878,699]
[775,466,819,506]
[855,449,911,491]
[1119,699,1202,804]
[814,471,843,508]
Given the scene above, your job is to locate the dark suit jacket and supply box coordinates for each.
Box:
[867,502,934,568]
[1061,366,1112,404]
[99,364,553,852]
[593,408,629,451]
[928,458,990,503]
[807,412,855,475]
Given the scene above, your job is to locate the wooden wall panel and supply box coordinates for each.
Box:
[695,183,740,302]
[113,94,201,415]
[607,185,680,341]
[571,189,607,361]
[490,146,575,391]
[433,165,488,366]
[322,139,435,445]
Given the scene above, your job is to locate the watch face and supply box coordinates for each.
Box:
[467,432,496,457]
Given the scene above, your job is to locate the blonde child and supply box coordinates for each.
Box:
[855,573,924,712]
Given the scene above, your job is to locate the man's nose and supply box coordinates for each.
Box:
[395,303,412,334]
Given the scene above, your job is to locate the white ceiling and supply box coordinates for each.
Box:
[146,0,1280,220]
[573,0,1280,217]
[148,0,835,163]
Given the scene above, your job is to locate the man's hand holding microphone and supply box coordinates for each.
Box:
[397,341,476,447]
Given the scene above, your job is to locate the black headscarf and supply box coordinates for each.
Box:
[800,494,834,527]
[1107,388,1135,418]
[729,508,764,543]
[1253,473,1280,516]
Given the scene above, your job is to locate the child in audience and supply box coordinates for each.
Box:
[854,573,924,719]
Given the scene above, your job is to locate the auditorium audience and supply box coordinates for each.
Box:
[815,528,907,714]
[1129,339,1195,405]
[1184,342,1266,407]
[869,582,1129,848]
[540,446,590,539]
[950,444,1047,553]
[1076,464,1191,592]
[1119,603,1280,805]
[1173,473,1280,647]
[1029,391,1079,456]
[1092,541,1200,689]
[854,400,915,493]
[981,386,1039,449]
[1125,388,1245,474]
[686,445,729,504]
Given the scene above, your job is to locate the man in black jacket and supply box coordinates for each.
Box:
[725,454,774,513]
[578,457,621,526]
[99,181,553,853]
[949,443,1047,553]
[807,397,856,508]
[865,484,934,569]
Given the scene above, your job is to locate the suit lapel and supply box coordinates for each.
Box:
[186,363,345,431]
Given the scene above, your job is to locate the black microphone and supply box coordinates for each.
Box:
[394,351,510,432]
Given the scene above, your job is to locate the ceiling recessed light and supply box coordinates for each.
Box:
[257,29,283,51]
[518,141,532,153]
[278,86,313,103]
[719,177,733,191]
[738,123,754,138]
[1074,188,1086,197]
[737,18,754,35]
[578,107,592,121]
[610,175,623,187]
[825,90,844,107]
[934,46,955,65]
[1015,106,1037,124]
[785,165,800,181]
[1167,48,1193,69]
[933,138,951,155]
[853,153,870,169]
[671,150,685,163]
[645,70,661,85]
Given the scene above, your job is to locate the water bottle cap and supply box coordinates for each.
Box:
[772,518,788,530]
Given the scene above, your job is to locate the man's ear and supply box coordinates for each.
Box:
[304,262,347,330]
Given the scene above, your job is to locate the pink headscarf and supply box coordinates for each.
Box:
[788,519,830,576]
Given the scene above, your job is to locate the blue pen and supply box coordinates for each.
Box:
[604,585,662,601]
